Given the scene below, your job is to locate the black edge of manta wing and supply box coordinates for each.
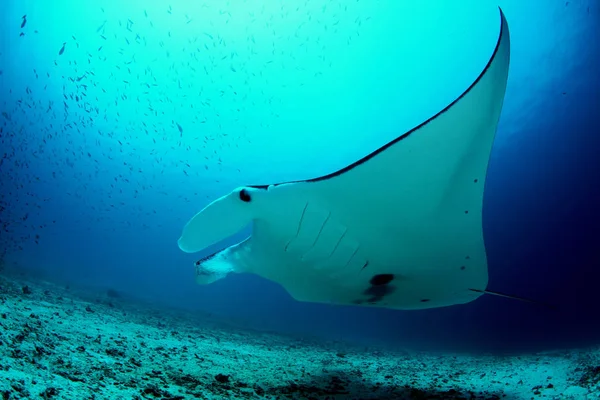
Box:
[247,7,509,190]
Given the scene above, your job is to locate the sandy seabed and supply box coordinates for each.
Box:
[0,274,598,400]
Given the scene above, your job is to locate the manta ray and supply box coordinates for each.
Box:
[178,8,511,310]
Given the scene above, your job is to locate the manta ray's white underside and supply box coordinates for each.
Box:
[178,8,511,310]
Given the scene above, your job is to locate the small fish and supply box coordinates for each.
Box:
[176,123,183,135]
[96,20,106,33]
[21,15,27,28]
[58,42,66,55]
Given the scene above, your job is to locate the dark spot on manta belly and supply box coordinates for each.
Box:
[370,274,394,286]
[361,274,396,304]
[364,285,395,303]
[420,299,430,302]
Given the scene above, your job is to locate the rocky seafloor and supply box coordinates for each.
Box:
[0,274,598,400]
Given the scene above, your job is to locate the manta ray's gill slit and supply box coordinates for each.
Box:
[345,245,360,268]
[305,212,331,255]
[284,202,309,252]
[327,228,347,259]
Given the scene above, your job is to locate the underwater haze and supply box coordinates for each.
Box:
[1,0,600,398]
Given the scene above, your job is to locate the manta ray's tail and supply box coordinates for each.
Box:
[469,288,557,310]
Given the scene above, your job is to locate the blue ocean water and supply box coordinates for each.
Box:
[1,0,599,384]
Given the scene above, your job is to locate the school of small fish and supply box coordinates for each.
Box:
[0,1,370,266]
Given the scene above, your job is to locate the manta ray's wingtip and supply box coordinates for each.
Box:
[498,6,508,34]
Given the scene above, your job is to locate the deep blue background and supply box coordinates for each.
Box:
[1,0,599,353]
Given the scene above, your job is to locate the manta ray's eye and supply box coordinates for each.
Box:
[239,189,252,203]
